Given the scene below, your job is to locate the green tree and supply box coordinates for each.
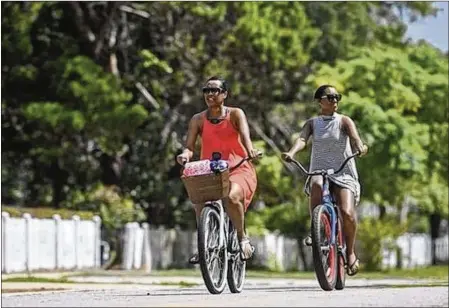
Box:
[306,43,448,217]
[305,42,448,267]
[1,2,446,267]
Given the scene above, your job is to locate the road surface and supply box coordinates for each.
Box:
[2,276,448,307]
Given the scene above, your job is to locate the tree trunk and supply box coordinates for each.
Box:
[50,159,68,209]
[100,153,123,188]
[297,238,312,271]
[429,213,441,265]
[27,157,41,207]
[105,229,123,270]
[379,204,387,219]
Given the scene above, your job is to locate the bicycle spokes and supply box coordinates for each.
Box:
[204,213,226,287]
[206,218,219,249]
[232,256,244,281]
[208,254,223,283]
[320,214,335,279]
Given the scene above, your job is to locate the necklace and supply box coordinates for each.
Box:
[207,107,227,124]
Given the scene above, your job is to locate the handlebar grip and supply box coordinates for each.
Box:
[281,153,292,162]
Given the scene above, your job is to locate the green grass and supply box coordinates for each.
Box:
[69,265,448,281]
[249,265,448,280]
[1,287,67,294]
[1,205,95,220]
[2,274,199,288]
[386,282,448,288]
[2,276,73,284]
[357,265,449,280]
[149,265,449,280]
[153,280,200,288]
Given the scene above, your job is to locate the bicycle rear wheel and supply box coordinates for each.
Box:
[335,208,346,290]
[198,205,228,294]
[311,205,338,291]
[226,224,246,293]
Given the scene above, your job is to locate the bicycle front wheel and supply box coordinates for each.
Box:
[227,225,246,293]
[198,205,228,294]
[311,204,338,291]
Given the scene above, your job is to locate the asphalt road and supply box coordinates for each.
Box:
[2,276,448,307]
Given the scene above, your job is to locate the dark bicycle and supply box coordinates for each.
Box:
[284,151,361,291]
[181,151,262,294]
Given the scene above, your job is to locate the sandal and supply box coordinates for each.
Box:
[240,237,255,261]
[303,235,312,246]
[347,257,360,276]
[188,253,199,264]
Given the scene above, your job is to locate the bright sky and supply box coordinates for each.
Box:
[405,1,448,52]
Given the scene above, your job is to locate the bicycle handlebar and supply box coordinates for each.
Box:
[229,151,263,172]
[284,150,360,177]
[180,151,263,172]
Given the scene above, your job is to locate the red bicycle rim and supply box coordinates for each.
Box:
[321,212,336,280]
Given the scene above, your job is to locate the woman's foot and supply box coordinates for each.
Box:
[346,253,360,276]
[303,234,312,246]
[240,237,255,261]
[189,237,256,263]
[188,253,199,264]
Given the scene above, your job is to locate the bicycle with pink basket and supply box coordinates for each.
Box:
[180,151,262,294]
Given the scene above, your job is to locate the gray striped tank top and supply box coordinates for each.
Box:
[304,113,361,205]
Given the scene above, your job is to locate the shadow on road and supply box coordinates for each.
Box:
[107,283,441,298]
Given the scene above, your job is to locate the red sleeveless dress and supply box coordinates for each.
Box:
[200,110,257,211]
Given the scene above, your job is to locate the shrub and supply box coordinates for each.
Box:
[357,216,407,271]
[1,205,95,220]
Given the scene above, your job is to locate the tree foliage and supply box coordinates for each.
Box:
[2,2,447,242]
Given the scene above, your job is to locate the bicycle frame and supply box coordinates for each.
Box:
[321,175,338,246]
[285,151,360,247]
[200,153,262,250]
[181,151,262,252]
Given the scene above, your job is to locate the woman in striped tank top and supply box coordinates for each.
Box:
[282,85,368,276]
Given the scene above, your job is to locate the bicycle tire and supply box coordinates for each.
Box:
[311,205,338,291]
[198,205,228,294]
[226,225,246,293]
[335,208,346,290]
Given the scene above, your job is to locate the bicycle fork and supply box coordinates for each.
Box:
[334,206,347,265]
[323,180,347,263]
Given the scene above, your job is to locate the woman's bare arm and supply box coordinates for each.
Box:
[342,115,368,155]
[232,108,256,155]
[287,119,313,156]
[182,113,201,160]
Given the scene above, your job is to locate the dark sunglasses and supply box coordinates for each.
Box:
[202,87,225,95]
[321,94,342,102]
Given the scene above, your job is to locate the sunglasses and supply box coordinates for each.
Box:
[321,94,342,102]
[202,87,225,95]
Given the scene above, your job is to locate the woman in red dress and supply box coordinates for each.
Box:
[177,76,260,263]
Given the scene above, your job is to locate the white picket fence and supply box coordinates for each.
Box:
[121,223,449,272]
[3,212,447,274]
[120,223,310,272]
[382,233,449,268]
[1,212,102,273]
